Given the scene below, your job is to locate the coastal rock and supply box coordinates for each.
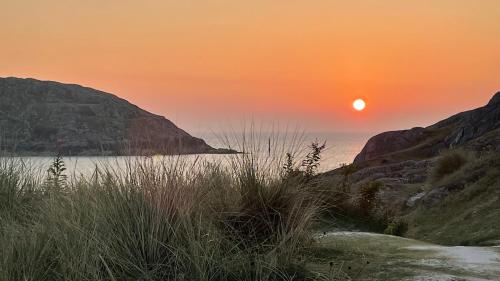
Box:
[0,77,220,155]
[353,127,426,163]
[353,92,500,165]
[346,159,433,185]
[433,92,500,148]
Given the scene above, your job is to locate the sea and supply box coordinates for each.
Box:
[9,132,372,178]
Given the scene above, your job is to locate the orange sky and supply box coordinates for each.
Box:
[1,1,499,134]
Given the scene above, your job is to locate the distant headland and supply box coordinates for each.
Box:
[0,77,234,156]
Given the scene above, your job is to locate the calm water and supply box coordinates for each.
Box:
[201,131,371,170]
[13,132,372,178]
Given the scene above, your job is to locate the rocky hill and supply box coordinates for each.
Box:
[324,92,500,246]
[354,92,500,166]
[0,77,223,156]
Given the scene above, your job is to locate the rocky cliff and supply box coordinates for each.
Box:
[0,77,221,156]
[354,92,500,165]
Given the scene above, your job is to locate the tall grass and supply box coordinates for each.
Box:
[0,137,325,281]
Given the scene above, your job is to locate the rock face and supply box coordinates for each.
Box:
[0,77,219,156]
[432,92,500,150]
[353,127,427,163]
[353,92,500,165]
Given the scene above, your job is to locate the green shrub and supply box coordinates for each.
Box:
[358,181,383,216]
[339,163,358,192]
[45,154,67,191]
[383,220,408,236]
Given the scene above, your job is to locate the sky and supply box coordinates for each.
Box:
[1,0,499,134]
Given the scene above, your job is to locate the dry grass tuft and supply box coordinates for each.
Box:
[431,149,470,182]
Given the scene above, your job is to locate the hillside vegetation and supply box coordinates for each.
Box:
[405,152,500,246]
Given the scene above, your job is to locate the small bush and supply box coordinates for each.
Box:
[383,220,408,236]
[45,154,67,191]
[339,163,358,192]
[301,141,326,180]
[432,149,469,182]
[358,181,383,217]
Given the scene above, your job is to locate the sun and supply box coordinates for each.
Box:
[353,99,366,111]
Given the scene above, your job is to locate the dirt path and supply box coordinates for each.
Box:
[404,244,500,280]
[311,231,500,280]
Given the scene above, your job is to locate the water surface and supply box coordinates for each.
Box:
[12,132,372,178]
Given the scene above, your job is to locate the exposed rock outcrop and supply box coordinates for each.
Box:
[353,92,500,166]
[353,127,427,163]
[0,77,225,156]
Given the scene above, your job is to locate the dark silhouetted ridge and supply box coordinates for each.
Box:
[0,77,224,156]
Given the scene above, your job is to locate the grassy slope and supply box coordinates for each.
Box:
[324,148,500,247]
[404,153,500,246]
[305,233,426,280]
[305,232,500,280]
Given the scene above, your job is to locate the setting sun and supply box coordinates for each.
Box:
[1,1,500,278]
[353,99,366,111]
